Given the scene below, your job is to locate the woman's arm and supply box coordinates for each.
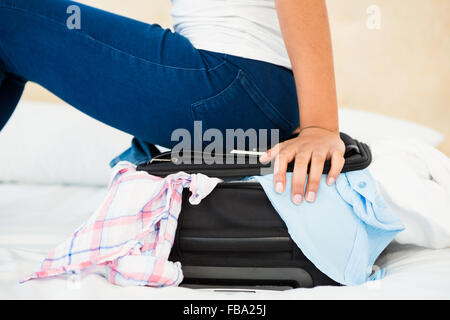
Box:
[260,0,345,204]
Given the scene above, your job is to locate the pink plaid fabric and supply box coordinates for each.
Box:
[22,161,222,287]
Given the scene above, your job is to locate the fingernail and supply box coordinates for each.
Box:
[293,194,302,205]
[306,191,315,202]
[327,177,335,186]
[275,182,284,194]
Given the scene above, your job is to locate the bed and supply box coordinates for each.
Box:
[0,101,449,299]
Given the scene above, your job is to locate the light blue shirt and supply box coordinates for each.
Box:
[253,169,405,286]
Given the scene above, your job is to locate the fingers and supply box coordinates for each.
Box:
[273,149,292,194]
[261,142,292,194]
[291,152,310,204]
[260,140,345,205]
[304,151,326,202]
[259,142,283,163]
[327,150,345,185]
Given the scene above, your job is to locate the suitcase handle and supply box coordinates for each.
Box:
[149,132,360,163]
[137,132,372,178]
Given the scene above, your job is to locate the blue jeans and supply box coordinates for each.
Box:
[0,0,299,166]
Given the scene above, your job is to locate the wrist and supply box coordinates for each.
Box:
[299,125,339,134]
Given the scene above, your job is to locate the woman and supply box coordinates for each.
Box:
[0,0,345,204]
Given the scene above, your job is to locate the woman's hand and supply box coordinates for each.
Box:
[259,127,345,204]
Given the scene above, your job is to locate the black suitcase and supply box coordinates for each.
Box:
[136,133,372,290]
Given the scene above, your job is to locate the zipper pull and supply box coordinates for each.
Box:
[230,149,266,156]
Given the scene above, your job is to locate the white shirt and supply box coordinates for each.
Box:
[171,0,292,69]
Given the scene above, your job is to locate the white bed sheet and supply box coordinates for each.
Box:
[1,183,449,300]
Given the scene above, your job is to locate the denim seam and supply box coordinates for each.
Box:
[191,69,296,133]
[239,71,295,131]
[191,69,242,109]
[0,5,226,73]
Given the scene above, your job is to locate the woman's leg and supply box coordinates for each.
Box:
[0,0,233,147]
[0,0,299,166]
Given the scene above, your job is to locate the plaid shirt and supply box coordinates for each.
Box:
[22,161,222,287]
